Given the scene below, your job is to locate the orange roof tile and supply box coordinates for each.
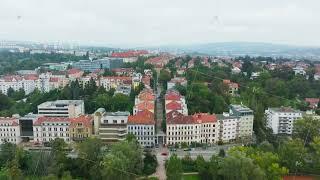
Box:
[34,116,70,126]
[166,101,182,110]
[128,110,155,125]
[135,101,154,110]
[70,115,92,128]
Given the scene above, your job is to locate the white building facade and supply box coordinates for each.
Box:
[229,104,254,138]
[33,117,71,143]
[127,110,155,147]
[37,100,85,118]
[265,107,302,135]
[0,117,21,144]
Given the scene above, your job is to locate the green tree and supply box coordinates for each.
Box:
[166,154,182,180]
[310,136,320,173]
[219,152,265,180]
[278,139,307,172]
[49,138,68,177]
[293,116,320,145]
[196,155,210,180]
[143,152,158,175]
[102,139,143,180]
[208,155,221,180]
[77,137,103,179]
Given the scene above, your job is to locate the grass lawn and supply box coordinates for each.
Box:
[182,174,200,180]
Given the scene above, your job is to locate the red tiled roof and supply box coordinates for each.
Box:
[166,101,182,110]
[49,77,59,82]
[223,79,239,88]
[223,79,231,84]
[138,91,155,101]
[102,76,132,81]
[128,110,155,125]
[192,113,217,123]
[2,75,23,82]
[167,113,194,124]
[305,98,320,104]
[24,74,38,80]
[283,176,315,180]
[166,111,217,124]
[135,101,154,110]
[68,68,82,75]
[229,82,239,88]
[111,50,148,58]
[33,116,70,126]
[0,118,19,126]
[165,93,181,101]
[70,115,92,128]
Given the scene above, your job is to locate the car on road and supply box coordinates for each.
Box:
[161,152,168,156]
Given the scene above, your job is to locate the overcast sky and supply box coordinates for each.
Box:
[0,0,319,47]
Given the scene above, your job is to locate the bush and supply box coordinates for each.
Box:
[143,152,158,175]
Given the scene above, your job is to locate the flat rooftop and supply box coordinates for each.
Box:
[38,100,84,108]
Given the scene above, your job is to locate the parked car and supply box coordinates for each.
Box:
[183,148,191,151]
[161,152,168,156]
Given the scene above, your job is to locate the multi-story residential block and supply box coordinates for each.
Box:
[133,101,155,115]
[99,76,132,91]
[134,88,155,105]
[166,111,219,146]
[37,100,85,118]
[132,73,142,89]
[33,117,71,143]
[67,68,84,80]
[265,107,302,135]
[229,104,254,138]
[223,79,239,96]
[70,115,93,141]
[216,113,239,142]
[0,117,21,144]
[167,77,187,90]
[115,85,132,96]
[0,75,38,95]
[128,110,155,147]
[112,68,135,76]
[93,108,130,143]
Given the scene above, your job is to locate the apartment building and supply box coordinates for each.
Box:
[265,107,302,135]
[134,88,155,105]
[99,76,132,91]
[229,104,254,138]
[133,101,155,115]
[33,117,71,143]
[223,79,239,96]
[216,113,239,142]
[166,111,219,146]
[128,110,155,147]
[37,100,85,118]
[0,117,21,144]
[0,75,38,95]
[70,115,93,141]
[167,77,187,90]
[165,90,188,115]
[93,108,130,143]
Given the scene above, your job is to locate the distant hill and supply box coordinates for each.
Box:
[145,42,320,59]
